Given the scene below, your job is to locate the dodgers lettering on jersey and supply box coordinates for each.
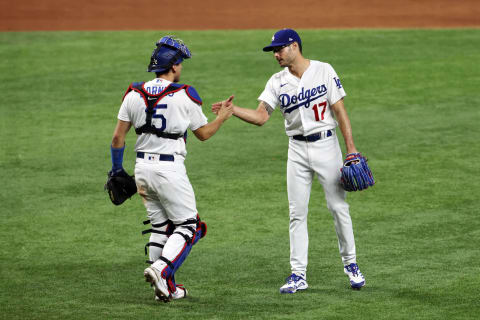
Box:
[258,60,346,137]
[118,78,208,158]
[280,84,328,113]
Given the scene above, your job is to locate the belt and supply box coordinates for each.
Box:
[292,130,333,142]
[137,152,174,162]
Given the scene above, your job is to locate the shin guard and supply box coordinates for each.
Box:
[142,219,174,264]
[155,215,207,293]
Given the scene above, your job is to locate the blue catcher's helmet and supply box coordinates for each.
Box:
[147,36,192,73]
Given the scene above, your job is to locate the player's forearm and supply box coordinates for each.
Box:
[332,102,357,154]
[336,114,357,154]
[111,120,131,148]
[111,136,125,148]
[233,105,267,126]
[194,116,227,141]
[339,124,357,153]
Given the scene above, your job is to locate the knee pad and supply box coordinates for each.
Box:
[193,220,207,245]
[169,215,207,246]
[172,217,197,240]
[142,219,174,264]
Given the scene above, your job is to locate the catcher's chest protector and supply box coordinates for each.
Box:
[123,82,199,139]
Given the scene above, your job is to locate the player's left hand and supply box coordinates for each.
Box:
[105,169,137,205]
[340,153,375,192]
[108,167,129,178]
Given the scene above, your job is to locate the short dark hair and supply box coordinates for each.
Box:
[155,63,181,77]
[155,70,169,77]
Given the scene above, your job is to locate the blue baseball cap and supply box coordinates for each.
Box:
[263,28,302,52]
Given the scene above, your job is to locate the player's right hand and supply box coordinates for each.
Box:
[212,95,234,115]
[217,95,234,120]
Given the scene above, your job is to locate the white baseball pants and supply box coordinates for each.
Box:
[134,155,198,264]
[287,132,357,274]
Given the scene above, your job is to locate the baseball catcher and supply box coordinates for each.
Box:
[104,169,137,205]
[340,153,375,192]
[107,35,234,303]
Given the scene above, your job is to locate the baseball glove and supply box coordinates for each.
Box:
[104,169,137,205]
[340,153,375,192]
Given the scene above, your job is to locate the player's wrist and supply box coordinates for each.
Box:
[216,112,229,122]
[232,105,239,115]
[111,144,125,171]
[346,146,358,155]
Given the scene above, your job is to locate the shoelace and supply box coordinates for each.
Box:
[286,274,302,283]
[347,264,361,277]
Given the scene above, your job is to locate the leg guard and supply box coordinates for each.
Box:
[142,219,175,264]
[152,215,207,293]
[193,217,207,245]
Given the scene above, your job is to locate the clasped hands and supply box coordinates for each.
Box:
[212,95,235,119]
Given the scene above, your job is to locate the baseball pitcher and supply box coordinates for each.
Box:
[212,29,368,292]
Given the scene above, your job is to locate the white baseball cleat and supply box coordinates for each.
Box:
[279,273,308,294]
[155,284,188,301]
[344,263,365,290]
[144,266,171,302]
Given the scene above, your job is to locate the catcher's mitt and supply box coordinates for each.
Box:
[104,169,137,205]
[340,153,375,192]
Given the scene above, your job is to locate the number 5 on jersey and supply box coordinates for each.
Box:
[312,101,327,121]
[152,104,167,131]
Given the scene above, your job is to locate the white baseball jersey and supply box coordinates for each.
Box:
[259,60,357,273]
[258,60,346,136]
[118,78,208,159]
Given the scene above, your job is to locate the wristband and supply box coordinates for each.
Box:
[110,144,125,171]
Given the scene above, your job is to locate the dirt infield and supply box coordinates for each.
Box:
[1,0,479,31]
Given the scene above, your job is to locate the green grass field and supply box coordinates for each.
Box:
[1,29,479,319]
